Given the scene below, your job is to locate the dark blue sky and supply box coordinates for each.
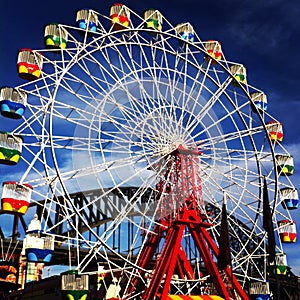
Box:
[1,0,300,274]
[1,1,299,141]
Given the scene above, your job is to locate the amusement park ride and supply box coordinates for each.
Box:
[0,3,299,300]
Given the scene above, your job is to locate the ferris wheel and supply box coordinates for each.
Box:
[0,4,298,299]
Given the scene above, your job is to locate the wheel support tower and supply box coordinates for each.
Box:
[127,145,249,300]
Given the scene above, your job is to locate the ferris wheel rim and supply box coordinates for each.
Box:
[2,6,296,296]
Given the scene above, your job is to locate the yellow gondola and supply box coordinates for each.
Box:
[61,270,89,300]
[44,23,68,49]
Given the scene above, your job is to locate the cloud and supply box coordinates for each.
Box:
[220,2,295,54]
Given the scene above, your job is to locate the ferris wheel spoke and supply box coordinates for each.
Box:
[198,123,266,149]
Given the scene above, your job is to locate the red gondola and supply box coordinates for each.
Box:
[110,3,130,31]
[277,220,297,243]
[1,181,32,215]
[204,40,222,62]
[17,49,43,81]
[266,121,283,142]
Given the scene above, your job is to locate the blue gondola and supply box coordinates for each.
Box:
[0,87,27,119]
[280,187,299,210]
[249,281,270,300]
[23,216,54,263]
[76,9,98,34]
[175,23,194,43]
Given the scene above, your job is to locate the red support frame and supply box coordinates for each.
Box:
[125,145,249,300]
